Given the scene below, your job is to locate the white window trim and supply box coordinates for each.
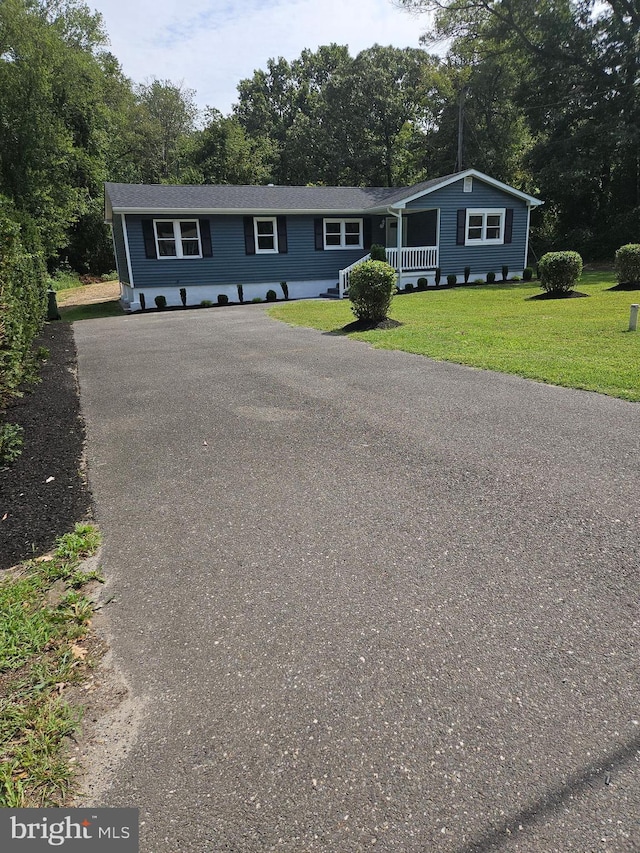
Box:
[254,216,278,254]
[465,208,505,245]
[323,218,363,250]
[153,219,202,259]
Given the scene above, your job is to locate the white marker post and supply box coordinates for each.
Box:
[629,304,639,332]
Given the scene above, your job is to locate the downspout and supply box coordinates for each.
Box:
[523,204,532,272]
[387,207,402,287]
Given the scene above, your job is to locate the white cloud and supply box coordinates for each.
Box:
[90,0,431,115]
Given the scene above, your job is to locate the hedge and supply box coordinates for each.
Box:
[0,196,47,411]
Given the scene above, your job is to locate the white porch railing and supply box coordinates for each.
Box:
[386,246,438,271]
[338,246,439,298]
[338,252,370,298]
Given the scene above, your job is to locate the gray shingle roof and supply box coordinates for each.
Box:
[104,171,541,220]
[105,182,402,214]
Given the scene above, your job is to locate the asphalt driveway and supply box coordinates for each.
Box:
[74,305,640,852]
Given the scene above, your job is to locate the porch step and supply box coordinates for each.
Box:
[319,285,343,299]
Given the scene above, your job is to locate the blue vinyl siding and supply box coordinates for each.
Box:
[111,214,130,284]
[406,177,529,275]
[127,214,376,288]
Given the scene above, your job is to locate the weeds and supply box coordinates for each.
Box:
[0,523,103,806]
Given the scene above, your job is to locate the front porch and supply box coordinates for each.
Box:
[336,245,439,298]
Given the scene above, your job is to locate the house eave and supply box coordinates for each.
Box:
[109,207,381,217]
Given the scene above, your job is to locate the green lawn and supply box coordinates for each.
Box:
[269,273,640,401]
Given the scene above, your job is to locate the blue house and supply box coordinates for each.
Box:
[104,169,542,311]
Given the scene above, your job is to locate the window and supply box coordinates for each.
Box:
[465,209,504,244]
[323,219,363,250]
[463,176,473,193]
[154,220,202,258]
[254,217,278,253]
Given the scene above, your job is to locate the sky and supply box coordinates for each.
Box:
[88,0,432,116]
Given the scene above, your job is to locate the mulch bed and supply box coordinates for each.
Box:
[341,318,403,332]
[606,282,640,292]
[528,290,589,300]
[0,322,92,571]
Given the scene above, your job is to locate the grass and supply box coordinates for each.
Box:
[59,301,124,322]
[269,272,640,401]
[0,524,103,807]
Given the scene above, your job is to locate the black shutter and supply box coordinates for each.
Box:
[199,219,212,257]
[314,218,324,250]
[504,208,514,244]
[277,216,288,253]
[456,209,466,245]
[363,217,372,250]
[243,217,255,255]
[142,220,157,258]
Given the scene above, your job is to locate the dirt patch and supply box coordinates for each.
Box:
[57,281,120,307]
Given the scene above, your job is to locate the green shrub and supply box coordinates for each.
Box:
[404,282,414,292]
[464,266,471,284]
[501,265,509,282]
[511,275,521,282]
[435,267,441,286]
[486,271,496,284]
[0,422,24,465]
[251,297,263,303]
[280,281,289,300]
[237,284,244,303]
[523,267,534,281]
[100,270,119,282]
[538,251,583,294]
[154,294,167,310]
[369,243,387,262]
[447,273,457,286]
[615,244,640,284]
[200,299,213,307]
[417,277,427,290]
[180,287,187,307]
[348,260,397,323]
[266,289,277,302]
[0,198,47,411]
[473,278,484,284]
[217,293,229,306]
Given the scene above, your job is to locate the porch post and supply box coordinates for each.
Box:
[396,210,403,287]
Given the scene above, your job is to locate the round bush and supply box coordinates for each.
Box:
[538,251,583,294]
[486,271,496,284]
[217,293,229,305]
[417,277,427,290]
[404,282,414,292]
[265,289,277,302]
[615,244,640,284]
[523,267,534,281]
[446,273,457,286]
[369,243,387,262]
[348,260,397,323]
[154,294,167,310]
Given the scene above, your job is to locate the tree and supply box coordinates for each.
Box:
[134,79,199,182]
[0,0,142,270]
[187,109,275,185]
[234,44,440,187]
[396,0,640,257]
